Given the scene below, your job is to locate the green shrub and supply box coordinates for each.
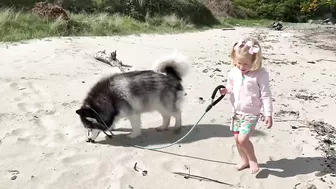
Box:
[0,0,40,9]
[232,0,335,22]
[0,0,219,26]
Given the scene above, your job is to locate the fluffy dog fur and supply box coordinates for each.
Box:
[75,51,190,142]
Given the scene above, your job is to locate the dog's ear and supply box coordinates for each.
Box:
[75,108,94,117]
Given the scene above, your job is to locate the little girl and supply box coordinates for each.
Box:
[220,37,273,174]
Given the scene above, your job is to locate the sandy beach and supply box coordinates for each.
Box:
[0,25,335,189]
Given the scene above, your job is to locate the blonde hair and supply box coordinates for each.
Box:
[230,37,262,71]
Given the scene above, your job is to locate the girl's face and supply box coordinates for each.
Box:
[234,54,253,74]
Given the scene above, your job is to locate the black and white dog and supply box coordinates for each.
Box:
[76,51,190,142]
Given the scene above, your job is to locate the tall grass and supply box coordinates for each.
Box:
[0,8,272,42]
[0,8,192,42]
[0,0,221,25]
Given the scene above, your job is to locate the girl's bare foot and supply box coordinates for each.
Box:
[235,162,249,171]
[249,160,259,174]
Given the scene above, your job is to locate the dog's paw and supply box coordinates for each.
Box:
[127,132,141,139]
[86,138,95,143]
[156,126,168,132]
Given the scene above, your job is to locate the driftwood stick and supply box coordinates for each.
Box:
[172,172,233,186]
[93,50,132,72]
[221,28,236,31]
[93,50,112,66]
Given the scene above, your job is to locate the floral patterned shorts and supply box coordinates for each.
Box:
[231,113,260,135]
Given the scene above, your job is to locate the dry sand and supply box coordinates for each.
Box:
[0,25,336,189]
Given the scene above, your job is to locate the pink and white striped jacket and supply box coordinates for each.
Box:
[225,67,273,117]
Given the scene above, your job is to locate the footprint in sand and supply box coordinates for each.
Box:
[294,143,304,155]
[50,149,127,188]
[10,81,55,114]
[61,154,100,166]
[9,115,67,147]
[28,115,66,146]
[5,80,70,146]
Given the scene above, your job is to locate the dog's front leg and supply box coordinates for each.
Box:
[86,129,101,142]
[127,114,142,139]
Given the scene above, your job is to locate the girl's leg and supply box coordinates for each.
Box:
[238,132,259,174]
[234,133,249,171]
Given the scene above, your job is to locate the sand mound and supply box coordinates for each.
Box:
[32,2,69,21]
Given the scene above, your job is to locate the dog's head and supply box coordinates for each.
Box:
[75,107,110,131]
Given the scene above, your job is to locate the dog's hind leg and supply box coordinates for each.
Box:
[172,111,182,134]
[156,112,171,132]
[127,114,142,139]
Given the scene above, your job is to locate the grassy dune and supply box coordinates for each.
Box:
[0,8,272,42]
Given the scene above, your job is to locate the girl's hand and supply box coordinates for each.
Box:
[265,116,273,128]
[220,88,227,95]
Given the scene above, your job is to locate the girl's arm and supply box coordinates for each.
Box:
[258,70,273,117]
[225,70,234,94]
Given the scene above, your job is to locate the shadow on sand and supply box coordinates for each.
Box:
[96,123,266,147]
[93,123,266,164]
[256,157,336,179]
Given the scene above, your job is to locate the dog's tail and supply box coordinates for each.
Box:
[152,50,190,80]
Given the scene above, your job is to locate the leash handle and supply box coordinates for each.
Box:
[205,85,226,112]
